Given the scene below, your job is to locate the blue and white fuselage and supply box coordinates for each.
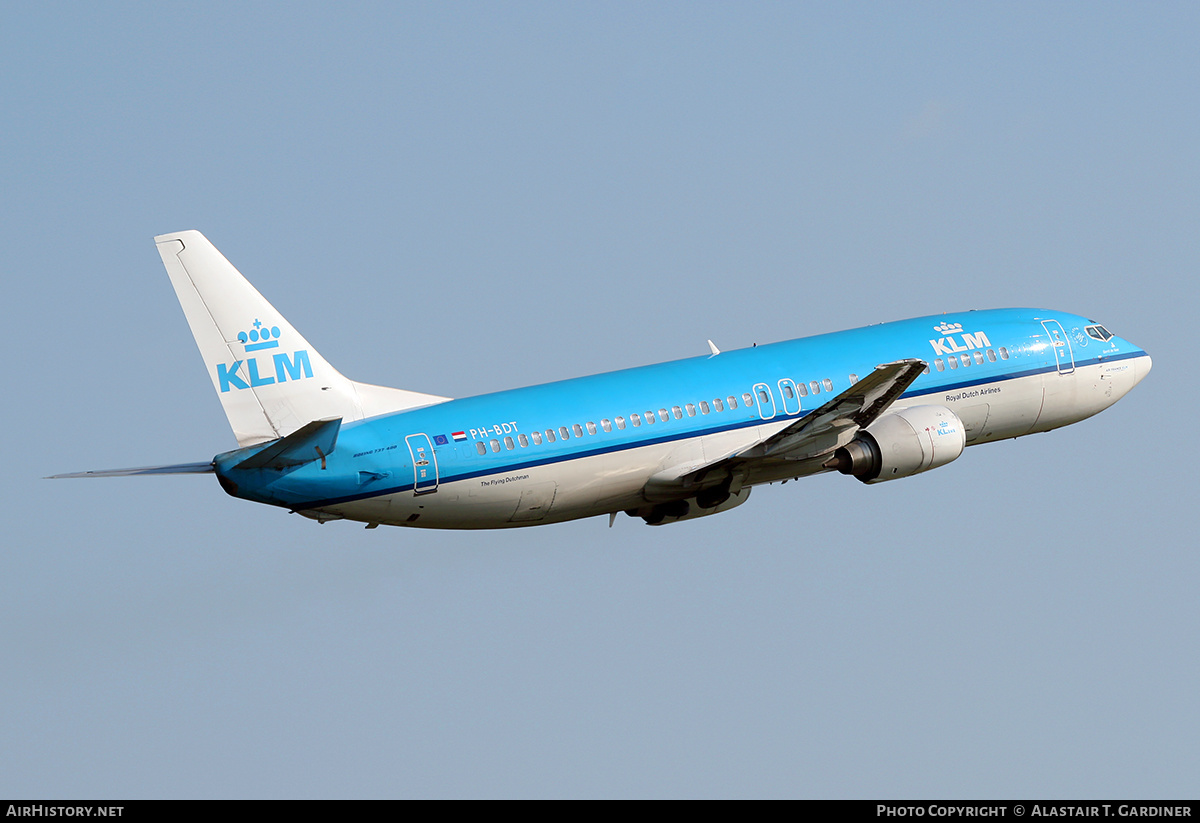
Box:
[54,232,1152,530]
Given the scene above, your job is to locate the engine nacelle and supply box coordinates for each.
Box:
[828,405,965,484]
[631,487,752,526]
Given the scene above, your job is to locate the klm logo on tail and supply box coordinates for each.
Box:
[929,322,991,356]
[217,319,313,393]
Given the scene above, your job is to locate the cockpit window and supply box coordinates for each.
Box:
[1086,325,1113,342]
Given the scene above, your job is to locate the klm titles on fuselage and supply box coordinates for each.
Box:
[216,320,314,393]
[929,322,991,356]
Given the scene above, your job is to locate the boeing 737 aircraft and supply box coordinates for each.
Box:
[53,231,1151,528]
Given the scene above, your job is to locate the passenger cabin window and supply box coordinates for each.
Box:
[727,396,737,409]
[518,434,529,447]
[490,439,501,453]
[671,406,683,419]
[810,381,820,395]
[714,398,724,412]
[935,358,945,371]
[999,347,1010,360]
[742,393,753,406]
[686,403,696,417]
[797,383,808,397]
[560,426,571,440]
[987,349,997,362]
[504,436,514,450]
[823,379,833,392]
[948,357,958,370]
[586,421,597,435]
[922,365,930,375]
[849,373,859,384]
[531,431,542,445]
[960,354,971,367]
[476,442,487,455]
[546,429,556,443]
[973,351,984,365]
[658,409,669,422]
[615,416,626,430]
[631,413,641,427]
[700,401,710,414]
[573,424,584,437]
[600,419,612,433]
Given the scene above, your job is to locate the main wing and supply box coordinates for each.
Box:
[645,359,927,500]
[738,358,926,462]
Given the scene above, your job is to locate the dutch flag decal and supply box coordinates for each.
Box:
[452,431,467,442]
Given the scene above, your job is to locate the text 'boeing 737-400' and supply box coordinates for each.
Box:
[51,231,1151,529]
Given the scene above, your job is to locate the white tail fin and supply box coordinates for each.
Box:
[155,230,449,446]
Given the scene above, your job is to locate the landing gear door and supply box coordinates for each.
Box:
[405,433,439,495]
[1042,320,1075,375]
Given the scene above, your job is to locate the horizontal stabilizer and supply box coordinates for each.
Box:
[232,417,342,470]
[48,462,214,479]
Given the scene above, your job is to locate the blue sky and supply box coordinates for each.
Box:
[3,2,1197,797]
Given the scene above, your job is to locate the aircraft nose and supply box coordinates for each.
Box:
[1134,352,1152,386]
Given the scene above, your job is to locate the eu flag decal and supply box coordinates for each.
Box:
[433,434,449,446]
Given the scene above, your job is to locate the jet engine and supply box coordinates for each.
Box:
[826,405,965,484]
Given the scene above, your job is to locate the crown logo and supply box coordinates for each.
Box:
[237,319,281,352]
[933,322,963,334]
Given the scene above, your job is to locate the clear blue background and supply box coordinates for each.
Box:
[3,2,1195,797]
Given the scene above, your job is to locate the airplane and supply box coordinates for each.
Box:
[51,230,1152,529]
